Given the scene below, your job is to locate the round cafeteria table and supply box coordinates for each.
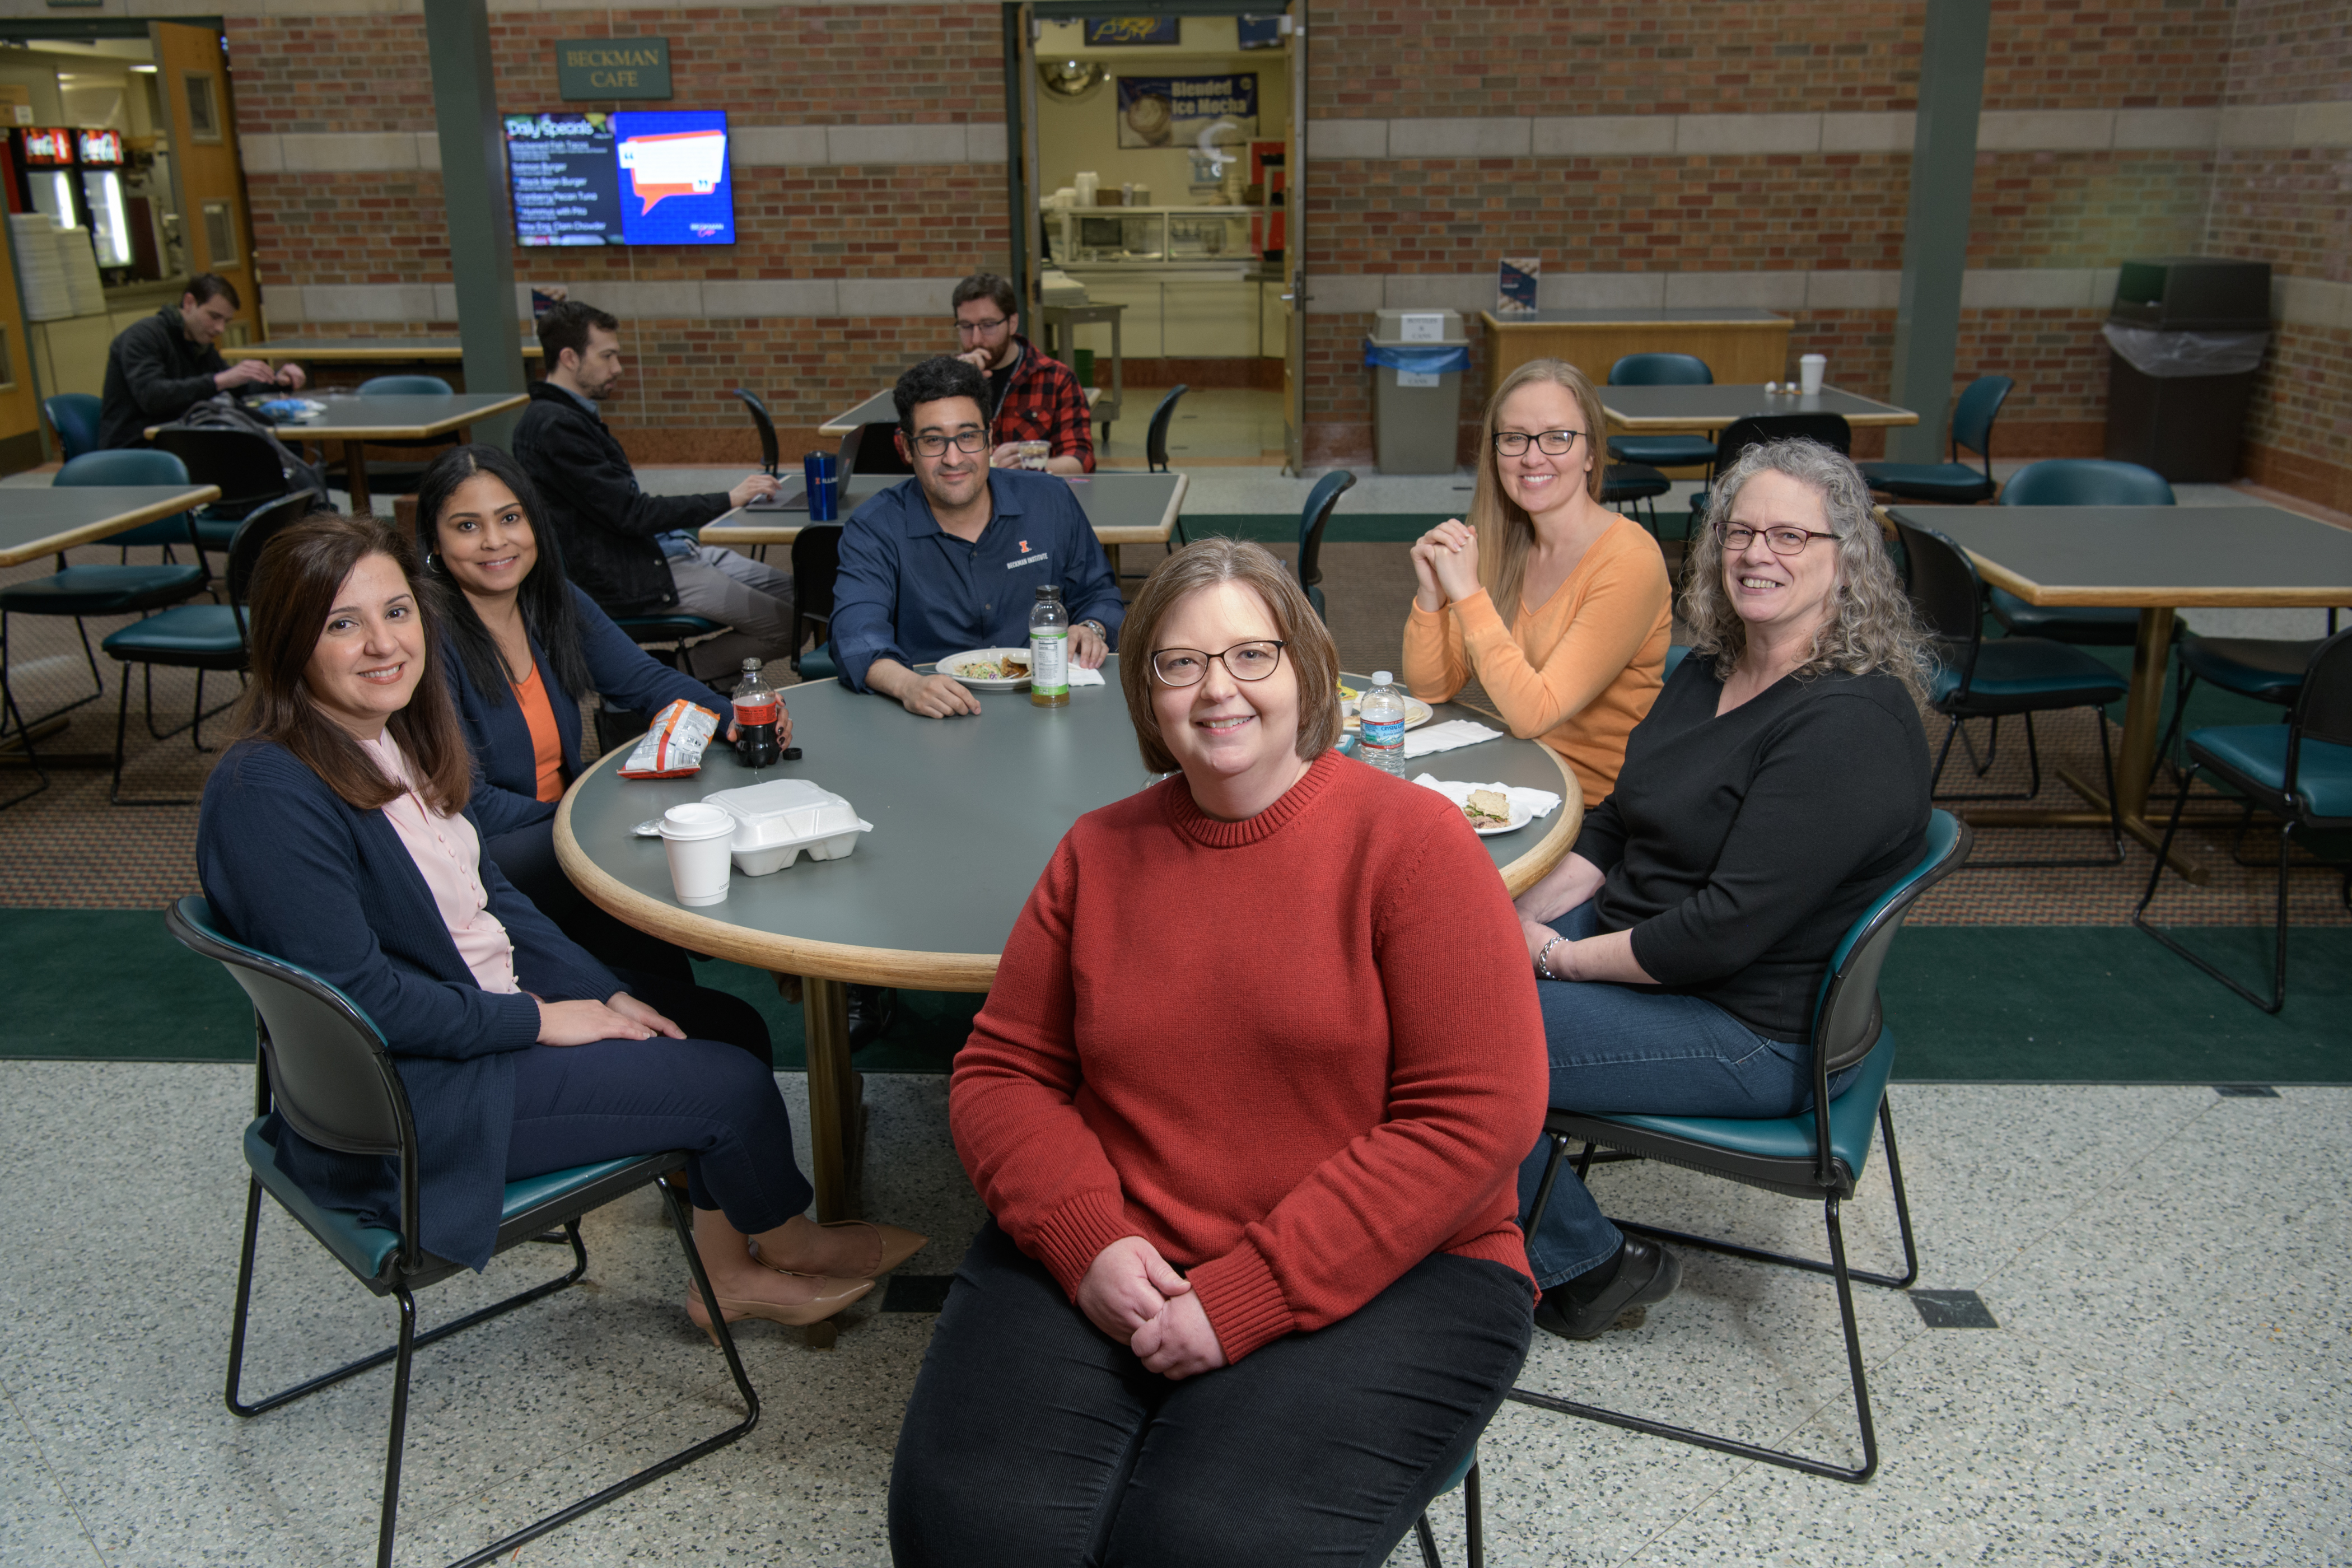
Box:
[554,661,1581,1233]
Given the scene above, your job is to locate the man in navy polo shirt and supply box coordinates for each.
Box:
[832,356,1124,718]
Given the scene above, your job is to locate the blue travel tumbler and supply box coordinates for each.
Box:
[804,450,839,521]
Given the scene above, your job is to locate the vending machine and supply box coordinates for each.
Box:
[12,127,80,231]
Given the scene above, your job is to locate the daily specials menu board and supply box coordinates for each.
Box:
[507,110,735,247]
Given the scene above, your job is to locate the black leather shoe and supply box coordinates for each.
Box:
[845,985,898,1050]
[1533,1235,1682,1342]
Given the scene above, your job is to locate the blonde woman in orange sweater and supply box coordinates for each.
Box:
[1402,359,1673,804]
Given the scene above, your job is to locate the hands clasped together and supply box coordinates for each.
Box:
[1076,1235,1228,1380]
[1408,517,1483,613]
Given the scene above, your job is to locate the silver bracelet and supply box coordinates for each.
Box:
[1536,935,1566,982]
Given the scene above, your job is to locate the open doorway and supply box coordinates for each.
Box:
[1007,5,1303,471]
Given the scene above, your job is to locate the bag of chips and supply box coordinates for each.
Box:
[618,699,721,778]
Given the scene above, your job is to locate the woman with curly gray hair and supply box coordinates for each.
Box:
[1505,437,1935,1343]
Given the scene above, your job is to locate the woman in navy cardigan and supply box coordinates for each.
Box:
[415,444,788,981]
[197,513,921,1329]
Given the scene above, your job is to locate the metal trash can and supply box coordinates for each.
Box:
[2103,257,2271,482]
[1364,309,1469,474]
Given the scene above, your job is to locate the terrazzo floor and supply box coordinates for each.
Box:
[2,1061,2344,1566]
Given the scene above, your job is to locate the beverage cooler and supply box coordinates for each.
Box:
[9,127,135,277]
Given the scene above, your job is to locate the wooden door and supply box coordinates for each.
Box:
[150,21,262,346]
[0,225,44,471]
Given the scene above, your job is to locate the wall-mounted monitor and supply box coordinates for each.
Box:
[77,129,124,166]
[506,109,734,246]
[17,128,74,166]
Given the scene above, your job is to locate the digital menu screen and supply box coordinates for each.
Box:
[506,110,734,247]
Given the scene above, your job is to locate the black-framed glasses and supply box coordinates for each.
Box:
[911,428,988,458]
[1721,522,1838,556]
[1492,430,1584,456]
[954,316,1011,335]
[1149,641,1286,687]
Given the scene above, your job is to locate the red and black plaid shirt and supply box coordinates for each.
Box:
[987,337,1096,472]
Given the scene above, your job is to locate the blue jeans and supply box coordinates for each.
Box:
[890,1222,1532,1568]
[1519,899,1856,1289]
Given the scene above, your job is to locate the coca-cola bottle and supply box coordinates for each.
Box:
[732,658,781,768]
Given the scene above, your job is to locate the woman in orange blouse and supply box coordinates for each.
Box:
[1402,360,1673,805]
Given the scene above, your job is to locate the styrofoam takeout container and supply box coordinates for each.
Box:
[701,778,872,876]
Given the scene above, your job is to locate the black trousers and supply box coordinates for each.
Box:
[888,1221,1532,1568]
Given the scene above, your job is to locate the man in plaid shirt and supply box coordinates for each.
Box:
[951,273,1096,475]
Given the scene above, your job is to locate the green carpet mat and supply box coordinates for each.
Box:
[6,909,2344,1082]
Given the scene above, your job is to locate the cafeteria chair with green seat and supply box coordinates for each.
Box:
[791,524,842,679]
[98,490,315,805]
[153,426,296,522]
[57,448,209,568]
[1897,518,2129,865]
[0,453,215,807]
[1605,353,1718,473]
[163,894,760,1568]
[1985,459,2175,646]
[42,392,102,461]
[2134,629,2352,1013]
[1295,468,1356,622]
[1684,414,1852,541]
[315,375,456,500]
[731,387,780,475]
[1601,461,1672,534]
[2152,630,2328,788]
[1411,1445,1485,1568]
[1858,374,2012,505]
[1510,810,1970,1482]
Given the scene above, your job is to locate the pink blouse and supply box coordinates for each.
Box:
[361,732,520,995]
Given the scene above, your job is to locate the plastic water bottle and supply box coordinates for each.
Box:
[1030,585,1070,708]
[1359,671,1407,776]
[731,659,780,768]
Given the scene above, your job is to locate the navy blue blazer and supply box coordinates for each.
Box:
[447,584,738,842]
[197,739,623,1270]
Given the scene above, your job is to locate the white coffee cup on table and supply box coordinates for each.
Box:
[1799,353,1827,395]
[659,802,736,906]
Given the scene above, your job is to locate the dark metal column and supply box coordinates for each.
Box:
[424,0,525,446]
[1886,0,1991,464]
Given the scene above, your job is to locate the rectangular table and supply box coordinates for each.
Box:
[153,391,530,514]
[817,383,1103,438]
[0,482,220,756]
[1599,384,1918,435]
[1889,503,2352,880]
[249,338,543,363]
[702,469,1188,578]
[1482,307,1793,402]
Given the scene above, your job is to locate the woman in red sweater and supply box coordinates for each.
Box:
[889,539,1549,1567]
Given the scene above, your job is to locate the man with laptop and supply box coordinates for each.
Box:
[830,356,1122,718]
[514,299,795,678]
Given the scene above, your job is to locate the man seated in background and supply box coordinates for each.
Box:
[514,300,795,680]
[98,273,305,451]
[950,273,1094,475]
[831,356,1122,718]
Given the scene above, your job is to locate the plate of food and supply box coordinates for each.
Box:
[1336,681,1434,732]
[939,647,1033,690]
[1460,787,1532,836]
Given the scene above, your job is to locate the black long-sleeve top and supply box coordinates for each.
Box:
[1575,659,1930,1042]
[99,307,228,449]
[511,382,732,613]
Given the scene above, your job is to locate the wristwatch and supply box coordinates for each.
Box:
[1077,619,1108,640]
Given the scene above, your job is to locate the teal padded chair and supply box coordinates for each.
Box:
[318,375,457,499]
[1684,413,1852,542]
[2152,633,2326,786]
[1411,1446,1483,1567]
[613,610,727,674]
[2134,630,2352,1013]
[1898,517,2130,865]
[1986,459,2174,646]
[1144,384,1191,477]
[1601,462,1671,534]
[1510,811,1971,1482]
[99,490,314,804]
[1605,353,1717,471]
[356,374,452,395]
[163,895,759,1568]
[0,452,213,804]
[1858,374,2012,504]
[1296,468,1356,621]
[731,387,781,475]
[42,392,102,461]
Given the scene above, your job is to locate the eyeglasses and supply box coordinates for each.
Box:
[1150,640,1286,687]
[954,316,1011,336]
[1492,430,1584,456]
[911,428,988,458]
[1721,522,1838,556]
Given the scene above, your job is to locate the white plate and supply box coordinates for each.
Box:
[1340,696,1434,732]
[937,648,1033,691]
[1467,799,1534,836]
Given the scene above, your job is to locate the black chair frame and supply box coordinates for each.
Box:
[165,898,760,1568]
[1296,469,1356,621]
[790,522,843,673]
[731,387,781,475]
[2131,629,2352,1013]
[1144,384,1190,477]
[1412,1460,1482,1568]
[1508,816,1971,1482]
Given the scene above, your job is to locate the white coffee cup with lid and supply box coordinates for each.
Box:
[659,802,736,906]
[1799,354,1828,395]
